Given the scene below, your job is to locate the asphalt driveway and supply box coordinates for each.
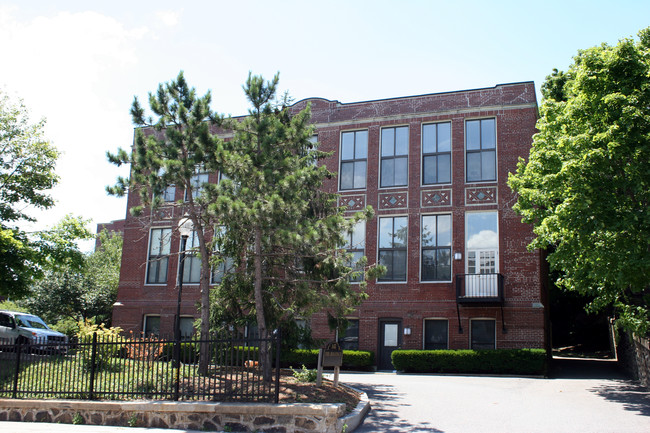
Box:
[336,358,650,433]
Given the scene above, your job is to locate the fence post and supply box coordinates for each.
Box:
[12,338,24,399]
[88,332,98,400]
[174,331,181,401]
[274,328,281,404]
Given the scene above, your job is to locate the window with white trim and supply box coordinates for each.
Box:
[338,319,359,350]
[181,230,201,284]
[421,214,451,281]
[344,220,366,282]
[340,130,368,190]
[380,126,409,188]
[471,319,496,350]
[422,122,451,184]
[143,315,161,337]
[179,316,195,339]
[211,226,234,284]
[466,119,496,182]
[146,228,171,284]
[424,319,448,350]
[378,216,408,281]
[185,166,209,201]
[465,212,499,297]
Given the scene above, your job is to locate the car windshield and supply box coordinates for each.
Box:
[15,315,49,330]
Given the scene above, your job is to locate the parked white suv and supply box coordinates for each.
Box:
[0,310,68,353]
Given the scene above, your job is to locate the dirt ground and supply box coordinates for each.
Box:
[278,370,360,411]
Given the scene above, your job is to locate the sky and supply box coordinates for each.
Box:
[1,0,649,251]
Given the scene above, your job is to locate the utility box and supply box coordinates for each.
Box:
[321,342,343,367]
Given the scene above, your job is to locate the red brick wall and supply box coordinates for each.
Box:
[112,82,546,354]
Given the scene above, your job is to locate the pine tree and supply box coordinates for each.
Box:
[210,74,381,380]
[107,72,223,374]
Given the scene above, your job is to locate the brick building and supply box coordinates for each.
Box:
[112,81,546,369]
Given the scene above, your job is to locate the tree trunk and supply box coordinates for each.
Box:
[253,227,271,382]
[198,254,211,375]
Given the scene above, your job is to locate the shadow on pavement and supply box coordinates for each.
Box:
[347,381,444,433]
[551,357,650,418]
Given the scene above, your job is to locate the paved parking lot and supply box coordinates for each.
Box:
[341,359,650,433]
[2,359,649,433]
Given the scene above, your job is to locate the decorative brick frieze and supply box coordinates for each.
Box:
[338,194,366,212]
[465,187,497,205]
[421,189,452,207]
[379,192,408,209]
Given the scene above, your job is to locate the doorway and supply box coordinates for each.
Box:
[378,319,402,370]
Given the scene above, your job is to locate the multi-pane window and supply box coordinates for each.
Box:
[421,215,452,281]
[378,216,408,281]
[211,227,234,284]
[466,119,496,182]
[471,319,496,350]
[344,221,366,282]
[338,319,359,350]
[181,231,201,284]
[163,185,176,202]
[179,317,194,339]
[340,130,368,190]
[146,228,171,284]
[422,122,451,184]
[143,315,161,337]
[380,126,409,188]
[424,319,448,350]
[466,212,498,274]
[185,167,209,201]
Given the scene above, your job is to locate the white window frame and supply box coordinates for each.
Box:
[465,118,497,183]
[180,230,201,285]
[145,227,172,285]
[339,129,368,191]
[344,220,366,283]
[379,125,409,189]
[377,215,408,283]
[143,314,161,337]
[420,213,452,282]
[421,122,452,186]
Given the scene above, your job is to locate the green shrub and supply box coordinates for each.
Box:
[52,317,81,339]
[227,346,375,370]
[391,349,546,375]
[76,319,124,372]
[290,364,318,382]
[159,342,200,363]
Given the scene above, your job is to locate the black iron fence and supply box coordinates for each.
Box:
[0,331,281,402]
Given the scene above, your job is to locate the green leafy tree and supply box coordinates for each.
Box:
[509,28,650,335]
[107,72,224,374]
[0,90,60,297]
[24,229,122,326]
[210,74,381,380]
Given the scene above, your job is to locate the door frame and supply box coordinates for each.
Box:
[378,319,402,370]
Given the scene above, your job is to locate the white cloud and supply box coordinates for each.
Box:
[0,8,147,240]
[156,9,182,27]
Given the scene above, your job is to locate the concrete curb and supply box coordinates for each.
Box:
[336,385,370,433]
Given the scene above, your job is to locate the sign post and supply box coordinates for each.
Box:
[317,342,343,387]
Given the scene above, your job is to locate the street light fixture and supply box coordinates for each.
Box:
[175,216,193,345]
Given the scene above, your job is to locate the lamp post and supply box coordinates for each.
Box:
[175,216,193,349]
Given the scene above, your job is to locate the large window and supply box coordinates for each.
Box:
[466,212,498,275]
[163,185,176,202]
[179,316,194,339]
[344,221,366,282]
[380,126,409,188]
[471,319,496,350]
[340,130,368,190]
[421,214,451,281]
[181,230,201,284]
[211,227,234,284]
[146,228,171,284]
[378,216,408,281]
[143,315,161,337]
[422,122,451,184]
[185,167,209,201]
[466,119,496,182]
[338,319,359,350]
[424,319,448,350]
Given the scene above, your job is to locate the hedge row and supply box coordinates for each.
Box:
[280,348,374,371]
[391,349,546,375]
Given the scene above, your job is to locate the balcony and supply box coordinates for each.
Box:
[455,273,504,304]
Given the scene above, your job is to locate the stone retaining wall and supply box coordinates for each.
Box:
[0,399,346,433]
[618,332,650,388]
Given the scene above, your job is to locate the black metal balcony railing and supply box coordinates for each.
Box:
[455,273,504,304]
